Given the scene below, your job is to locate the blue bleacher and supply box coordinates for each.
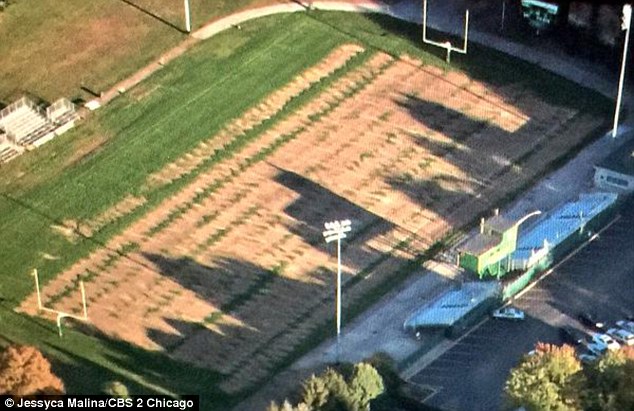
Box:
[512,193,618,265]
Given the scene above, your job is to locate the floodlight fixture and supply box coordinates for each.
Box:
[323,219,352,243]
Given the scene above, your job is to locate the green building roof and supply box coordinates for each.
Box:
[596,137,634,177]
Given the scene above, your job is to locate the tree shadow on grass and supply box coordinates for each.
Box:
[140,253,362,398]
[43,334,229,410]
[272,165,427,271]
[117,0,187,34]
[381,92,516,229]
[272,164,396,244]
[0,305,228,409]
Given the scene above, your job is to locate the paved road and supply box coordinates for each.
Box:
[411,197,634,411]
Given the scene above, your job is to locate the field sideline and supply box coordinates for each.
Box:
[0,10,611,411]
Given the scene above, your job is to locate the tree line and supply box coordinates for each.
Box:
[505,342,634,411]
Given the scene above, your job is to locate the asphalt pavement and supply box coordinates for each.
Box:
[411,197,634,411]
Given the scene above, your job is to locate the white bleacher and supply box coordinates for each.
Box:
[0,96,80,157]
[47,98,78,124]
[0,131,23,164]
[0,97,57,148]
[47,98,79,136]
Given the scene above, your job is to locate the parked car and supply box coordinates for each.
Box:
[578,351,599,364]
[590,333,621,351]
[616,320,634,334]
[560,326,586,346]
[492,307,525,320]
[579,312,605,330]
[606,327,634,346]
[585,341,607,356]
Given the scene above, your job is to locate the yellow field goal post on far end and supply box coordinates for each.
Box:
[31,269,89,337]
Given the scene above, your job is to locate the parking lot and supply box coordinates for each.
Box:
[410,199,634,411]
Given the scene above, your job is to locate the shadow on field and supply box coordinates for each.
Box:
[272,165,403,246]
[384,92,548,230]
[117,0,186,34]
[141,252,362,397]
[273,165,425,269]
[42,337,226,408]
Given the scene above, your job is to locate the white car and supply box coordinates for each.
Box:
[590,333,621,351]
[607,327,634,346]
[616,320,634,334]
[492,307,525,321]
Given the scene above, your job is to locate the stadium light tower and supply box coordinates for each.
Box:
[184,0,192,33]
[613,4,632,138]
[322,219,352,363]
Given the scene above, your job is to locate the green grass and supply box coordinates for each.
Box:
[0,12,353,303]
[0,0,293,102]
[0,10,612,410]
[0,306,230,410]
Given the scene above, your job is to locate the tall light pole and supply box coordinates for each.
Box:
[322,219,352,363]
[613,4,632,138]
[184,0,192,33]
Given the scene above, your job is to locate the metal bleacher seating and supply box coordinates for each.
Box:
[0,130,21,164]
[0,97,62,150]
[0,96,79,164]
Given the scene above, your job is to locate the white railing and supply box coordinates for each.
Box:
[0,96,45,124]
[46,98,76,122]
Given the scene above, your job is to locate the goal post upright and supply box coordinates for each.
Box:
[30,268,89,337]
[422,0,470,63]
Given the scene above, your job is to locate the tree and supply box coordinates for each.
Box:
[345,363,384,411]
[317,368,349,411]
[102,381,130,397]
[266,400,311,411]
[272,363,384,411]
[504,343,584,411]
[0,345,65,395]
[584,346,634,411]
[302,373,330,409]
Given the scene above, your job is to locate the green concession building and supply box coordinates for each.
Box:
[457,210,541,279]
